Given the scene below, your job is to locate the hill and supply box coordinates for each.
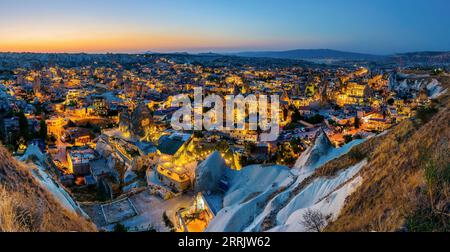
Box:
[326,76,449,231]
[0,146,96,232]
[233,49,450,65]
[202,75,449,232]
[234,49,384,61]
[391,51,450,65]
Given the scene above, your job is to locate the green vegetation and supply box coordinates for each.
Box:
[348,148,366,161]
[415,105,438,124]
[343,134,353,144]
[354,116,361,129]
[38,119,47,141]
[244,142,257,154]
[17,111,29,141]
[274,142,297,165]
[290,137,304,154]
[304,114,324,125]
[162,211,175,232]
[143,225,157,232]
[387,97,395,106]
[327,119,339,127]
[113,223,128,232]
[407,155,450,232]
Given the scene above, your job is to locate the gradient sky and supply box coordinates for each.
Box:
[0,0,449,54]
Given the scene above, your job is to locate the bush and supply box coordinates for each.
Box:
[348,148,366,161]
[343,134,353,144]
[305,114,324,125]
[407,156,450,232]
[300,209,330,232]
[193,131,204,138]
[415,106,438,124]
[163,211,175,232]
[144,225,157,232]
[406,207,449,232]
[113,223,128,232]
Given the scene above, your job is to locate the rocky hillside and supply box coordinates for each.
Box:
[326,77,449,231]
[0,146,96,232]
[203,76,449,232]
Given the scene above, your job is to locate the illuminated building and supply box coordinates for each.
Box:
[353,67,369,77]
[177,193,217,232]
[93,97,109,116]
[368,74,388,90]
[335,82,367,106]
[155,132,194,192]
[61,127,93,146]
[66,147,96,175]
[65,89,82,105]
[46,117,66,138]
[361,113,392,132]
[156,160,191,192]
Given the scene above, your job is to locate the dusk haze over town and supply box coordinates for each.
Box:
[0,0,448,248]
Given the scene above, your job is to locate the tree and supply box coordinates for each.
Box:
[290,137,303,154]
[305,114,324,125]
[216,140,229,152]
[328,119,338,127]
[387,98,395,106]
[354,116,361,129]
[290,105,302,122]
[38,119,47,140]
[416,105,438,124]
[193,131,204,138]
[300,209,327,232]
[17,111,29,141]
[244,142,257,154]
[275,143,296,165]
[343,134,353,144]
[113,223,128,232]
[163,211,175,232]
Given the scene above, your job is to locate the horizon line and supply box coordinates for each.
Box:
[0,48,449,56]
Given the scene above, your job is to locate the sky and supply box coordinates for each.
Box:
[0,0,449,54]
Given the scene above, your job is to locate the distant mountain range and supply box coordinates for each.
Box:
[229,49,450,64]
[232,49,384,61]
[391,51,450,65]
[144,49,450,65]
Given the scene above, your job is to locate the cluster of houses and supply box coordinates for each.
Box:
[1,53,444,232]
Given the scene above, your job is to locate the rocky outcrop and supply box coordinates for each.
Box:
[195,151,229,193]
[294,128,333,173]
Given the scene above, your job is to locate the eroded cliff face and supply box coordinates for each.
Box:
[0,146,96,232]
[327,76,450,232]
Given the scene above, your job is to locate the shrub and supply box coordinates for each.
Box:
[348,148,366,161]
[163,211,175,232]
[300,209,330,232]
[415,106,438,124]
[343,134,353,144]
[113,223,128,232]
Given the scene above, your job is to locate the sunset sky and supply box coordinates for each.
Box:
[1,0,449,54]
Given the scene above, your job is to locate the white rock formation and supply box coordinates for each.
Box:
[195,151,229,193]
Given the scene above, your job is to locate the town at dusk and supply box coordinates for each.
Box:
[0,0,448,247]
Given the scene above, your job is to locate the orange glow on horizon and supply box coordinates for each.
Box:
[0,30,279,53]
[0,17,310,53]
